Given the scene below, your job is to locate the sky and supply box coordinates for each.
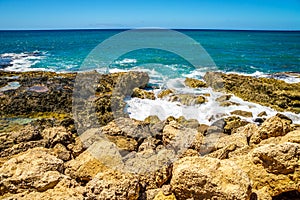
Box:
[0,0,299,30]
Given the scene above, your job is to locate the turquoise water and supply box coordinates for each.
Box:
[0,29,299,75]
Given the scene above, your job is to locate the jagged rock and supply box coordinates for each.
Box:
[250,116,291,144]
[252,142,300,174]
[157,89,174,99]
[41,126,73,147]
[204,72,300,113]
[0,147,64,195]
[184,78,207,88]
[52,143,71,161]
[132,87,155,100]
[64,150,107,183]
[2,177,84,200]
[84,170,140,200]
[223,116,249,134]
[171,156,252,200]
[230,142,300,198]
[162,121,200,152]
[230,110,253,118]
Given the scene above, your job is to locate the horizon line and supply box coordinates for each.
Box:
[0,28,300,32]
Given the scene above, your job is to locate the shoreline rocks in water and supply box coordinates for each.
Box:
[0,70,300,199]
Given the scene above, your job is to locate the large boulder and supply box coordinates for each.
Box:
[0,147,64,195]
[84,170,140,200]
[170,156,252,200]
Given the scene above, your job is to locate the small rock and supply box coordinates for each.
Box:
[157,89,174,99]
[230,110,253,118]
[184,78,207,88]
[132,87,155,100]
[257,111,267,117]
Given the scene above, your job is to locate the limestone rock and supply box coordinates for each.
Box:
[84,170,140,200]
[41,126,72,147]
[0,147,64,195]
[157,89,174,99]
[250,116,291,144]
[252,142,300,174]
[169,94,206,106]
[171,156,252,200]
[154,191,177,200]
[230,142,300,198]
[2,177,84,200]
[184,78,207,88]
[132,87,155,100]
[64,150,107,183]
[230,110,253,118]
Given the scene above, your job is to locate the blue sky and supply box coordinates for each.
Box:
[0,0,299,30]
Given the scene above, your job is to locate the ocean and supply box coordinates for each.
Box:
[1,29,300,124]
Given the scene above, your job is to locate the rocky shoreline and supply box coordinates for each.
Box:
[0,70,299,199]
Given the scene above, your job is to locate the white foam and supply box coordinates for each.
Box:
[1,51,50,72]
[126,85,300,125]
[114,58,137,65]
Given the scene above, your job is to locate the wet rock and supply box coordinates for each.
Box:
[0,147,64,195]
[230,110,253,118]
[157,89,174,99]
[169,94,206,106]
[144,115,161,124]
[84,170,140,200]
[205,72,300,113]
[184,78,207,88]
[171,156,252,200]
[257,111,267,117]
[132,87,155,100]
[216,94,232,102]
[219,101,241,107]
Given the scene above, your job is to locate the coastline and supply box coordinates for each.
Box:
[0,70,299,199]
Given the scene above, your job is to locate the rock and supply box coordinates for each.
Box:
[132,87,155,100]
[169,94,206,106]
[216,94,232,102]
[64,150,107,183]
[84,170,140,200]
[230,110,253,118]
[144,115,161,124]
[171,156,252,200]
[162,121,200,152]
[230,142,300,198]
[106,135,138,152]
[184,78,207,88]
[41,126,73,147]
[223,116,249,134]
[157,89,174,99]
[0,147,64,195]
[52,143,71,161]
[257,111,267,117]
[154,191,177,200]
[252,142,300,174]
[219,101,241,107]
[250,116,291,144]
[204,72,300,113]
[2,177,84,200]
